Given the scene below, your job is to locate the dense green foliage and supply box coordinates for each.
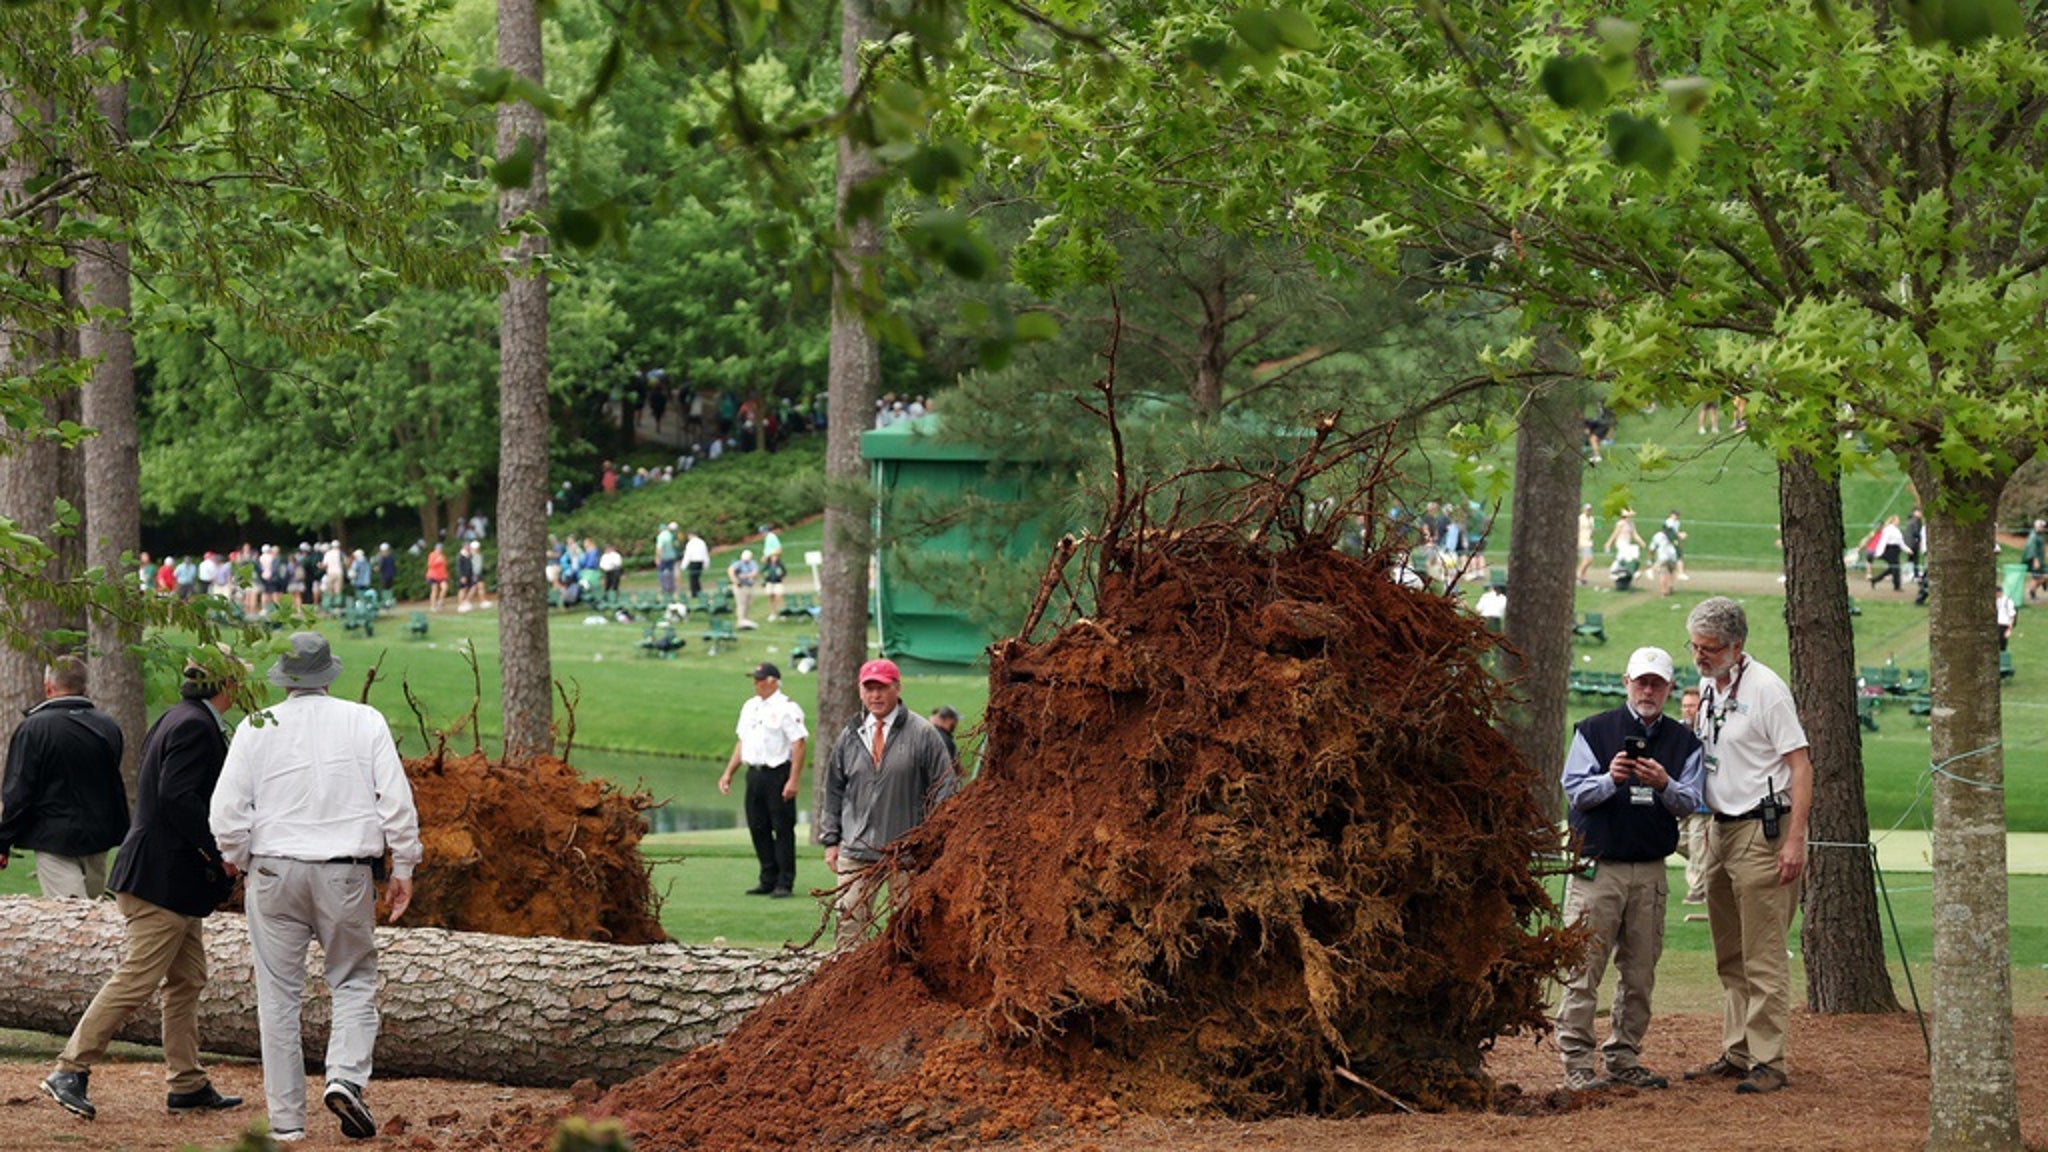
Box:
[550,434,825,558]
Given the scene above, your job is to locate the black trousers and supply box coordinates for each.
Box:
[745,763,797,891]
[687,561,705,598]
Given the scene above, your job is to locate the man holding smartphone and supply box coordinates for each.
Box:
[1554,646,1705,1092]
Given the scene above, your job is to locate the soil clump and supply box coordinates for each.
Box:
[399,750,666,944]
[581,514,1574,1149]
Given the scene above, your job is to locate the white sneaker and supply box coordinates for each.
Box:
[273,1129,305,1143]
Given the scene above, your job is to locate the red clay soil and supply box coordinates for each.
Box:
[399,750,666,944]
[570,523,1579,1150]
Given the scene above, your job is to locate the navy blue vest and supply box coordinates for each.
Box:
[1569,706,1701,862]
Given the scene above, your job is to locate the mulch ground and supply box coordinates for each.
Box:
[2,1011,2040,1150]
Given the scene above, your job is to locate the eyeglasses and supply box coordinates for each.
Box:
[1687,639,1732,657]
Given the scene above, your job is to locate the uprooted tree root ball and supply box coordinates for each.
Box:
[576,520,1576,1150]
[400,751,667,944]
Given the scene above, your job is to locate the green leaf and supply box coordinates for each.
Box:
[1270,9,1324,51]
[490,139,536,190]
[904,141,968,195]
[754,220,795,256]
[1607,112,1676,179]
[555,207,604,250]
[1663,76,1711,118]
[1188,36,1232,69]
[1594,17,1641,62]
[1230,10,1283,55]
[1941,0,2023,47]
[1013,312,1060,343]
[1540,55,1609,111]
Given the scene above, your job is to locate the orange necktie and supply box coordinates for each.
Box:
[871,720,886,767]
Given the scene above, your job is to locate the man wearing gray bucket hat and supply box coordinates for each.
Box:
[210,632,420,1142]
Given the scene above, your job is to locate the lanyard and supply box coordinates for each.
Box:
[1698,655,1747,749]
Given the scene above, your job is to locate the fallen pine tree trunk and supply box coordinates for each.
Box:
[0,897,817,1086]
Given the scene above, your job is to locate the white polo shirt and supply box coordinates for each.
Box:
[737,690,808,767]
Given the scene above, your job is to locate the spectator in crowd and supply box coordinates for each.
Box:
[818,660,959,951]
[1662,510,1689,582]
[1554,646,1703,1091]
[600,460,618,496]
[656,522,680,600]
[728,550,760,629]
[1683,597,1811,1096]
[174,555,199,599]
[321,542,347,602]
[209,633,420,1143]
[349,550,373,597]
[1677,685,1710,907]
[1577,504,1596,586]
[1698,399,1721,435]
[718,663,808,899]
[375,544,397,594]
[1650,529,1680,597]
[0,656,128,899]
[40,651,245,1122]
[930,705,962,771]
[1997,586,2018,651]
[425,544,449,613]
[761,550,787,619]
[158,555,178,594]
[1868,514,1908,591]
[296,545,319,607]
[1475,582,1507,627]
[1584,405,1616,465]
[1901,507,1925,580]
[138,552,155,594]
[599,543,624,597]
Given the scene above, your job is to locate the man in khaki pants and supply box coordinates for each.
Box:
[1554,646,1704,1091]
[42,655,244,1121]
[1681,597,1812,1095]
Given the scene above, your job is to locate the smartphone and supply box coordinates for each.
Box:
[1623,736,1649,758]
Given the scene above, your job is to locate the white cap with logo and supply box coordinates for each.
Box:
[1625,646,1676,683]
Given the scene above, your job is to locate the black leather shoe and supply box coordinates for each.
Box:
[42,1070,95,1120]
[743,885,774,895]
[770,889,793,898]
[168,1084,244,1112]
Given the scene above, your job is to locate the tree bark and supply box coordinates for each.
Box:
[1780,454,1897,1013]
[0,898,816,1087]
[816,0,884,767]
[1917,469,2019,1151]
[0,89,65,717]
[1499,365,1584,827]
[495,0,553,760]
[78,72,147,798]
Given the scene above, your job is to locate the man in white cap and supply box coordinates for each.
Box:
[1553,646,1703,1092]
[209,632,420,1142]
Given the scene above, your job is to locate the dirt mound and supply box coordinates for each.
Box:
[400,750,666,944]
[580,512,1573,1149]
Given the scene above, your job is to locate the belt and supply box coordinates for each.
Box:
[1713,808,1766,823]
[325,855,382,866]
[746,762,791,772]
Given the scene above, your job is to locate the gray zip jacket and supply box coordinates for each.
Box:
[819,706,958,863]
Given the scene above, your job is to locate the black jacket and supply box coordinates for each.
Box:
[0,696,128,857]
[109,698,233,917]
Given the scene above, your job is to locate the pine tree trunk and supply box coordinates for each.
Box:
[1919,472,2020,1151]
[0,898,816,1087]
[816,0,883,761]
[78,73,147,798]
[1780,454,1897,1013]
[1499,371,1584,826]
[495,0,553,760]
[0,89,64,716]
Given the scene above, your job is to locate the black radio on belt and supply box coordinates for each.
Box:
[1758,781,1783,840]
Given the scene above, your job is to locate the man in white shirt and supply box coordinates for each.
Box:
[718,663,809,898]
[209,632,420,1143]
[682,530,711,599]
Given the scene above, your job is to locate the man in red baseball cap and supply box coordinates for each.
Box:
[817,658,958,950]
